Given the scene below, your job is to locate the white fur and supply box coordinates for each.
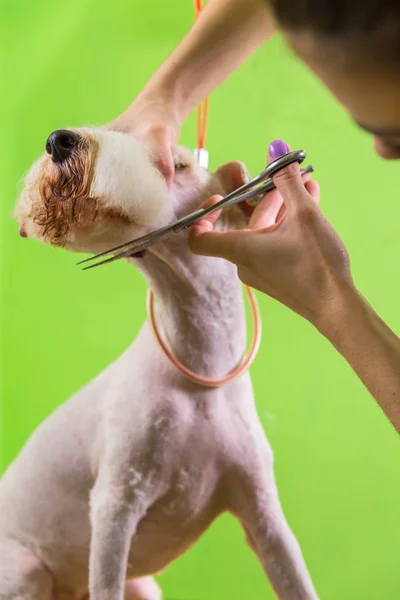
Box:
[5,129,320,600]
[91,129,173,227]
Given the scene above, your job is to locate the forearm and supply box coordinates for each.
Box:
[136,0,275,123]
[318,284,400,432]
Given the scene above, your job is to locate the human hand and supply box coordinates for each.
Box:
[107,94,180,189]
[189,140,353,329]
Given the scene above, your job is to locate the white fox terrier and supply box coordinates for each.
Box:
[5,127,319,600]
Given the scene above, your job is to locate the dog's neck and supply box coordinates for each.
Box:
[132,224,246,380]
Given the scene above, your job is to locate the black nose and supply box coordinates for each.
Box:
[45,129,80,163]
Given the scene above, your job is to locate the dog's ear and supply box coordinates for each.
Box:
[214,161,251,194]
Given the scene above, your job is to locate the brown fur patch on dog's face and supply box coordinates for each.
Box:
[34,134,97,245]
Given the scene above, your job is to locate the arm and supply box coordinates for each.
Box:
[321,286,400,431]
[109,0,275,184]
[133,0,275,123]
[189,138,400,433]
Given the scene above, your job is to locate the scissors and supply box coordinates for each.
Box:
[78,150,313,270]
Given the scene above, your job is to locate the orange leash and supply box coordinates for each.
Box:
[193,0,209,168]
[145,0,262,388]
[194,0,209,151]
[147,287,262,388]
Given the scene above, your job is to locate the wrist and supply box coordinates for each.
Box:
[136,70,187,126]
[313,280,369,346]
[121,87,181,143]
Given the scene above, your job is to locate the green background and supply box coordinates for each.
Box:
[1,0,400,598]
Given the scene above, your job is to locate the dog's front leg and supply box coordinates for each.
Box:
[230,438,319,600]
[89,482,146,600]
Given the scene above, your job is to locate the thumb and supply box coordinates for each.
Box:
[188,196,245,262]
[189,229,245,262]
[268,139,311,212]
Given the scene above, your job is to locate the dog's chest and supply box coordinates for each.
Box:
[126,449,223,576]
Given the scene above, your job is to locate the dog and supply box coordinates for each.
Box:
[5,127,319,600]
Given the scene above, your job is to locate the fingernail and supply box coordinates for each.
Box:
[269,140,288,159]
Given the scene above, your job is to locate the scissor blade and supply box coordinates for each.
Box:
[82,251,131,270]
[77,223,178,266]
[81,229,175,270]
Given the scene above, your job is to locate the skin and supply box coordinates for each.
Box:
[109,0,400,433]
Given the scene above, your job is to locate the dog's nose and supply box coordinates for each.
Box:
[45,129,80,163]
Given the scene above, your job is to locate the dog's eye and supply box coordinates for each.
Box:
[175,163,187,171]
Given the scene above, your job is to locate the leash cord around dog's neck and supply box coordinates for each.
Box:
[146,286,262,388]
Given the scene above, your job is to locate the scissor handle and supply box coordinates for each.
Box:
[258,149,306,182]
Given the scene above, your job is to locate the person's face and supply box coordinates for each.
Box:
[286,32,400,159]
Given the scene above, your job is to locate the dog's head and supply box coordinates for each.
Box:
[15,127,251,255]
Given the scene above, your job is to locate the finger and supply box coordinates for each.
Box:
[189,195,223,236]
[304,179,320,205]
[155,154,175,190]
[268,139,313,212]
[196,194,224,212]
[147,131,175,190]
[249,192,284,229]
[248,168,313,230]
[189,227,247,263]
